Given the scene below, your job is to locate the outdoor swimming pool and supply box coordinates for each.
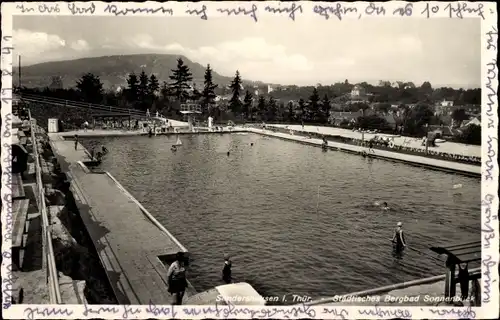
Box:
[82,133,480,303]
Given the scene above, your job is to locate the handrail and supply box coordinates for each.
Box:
[28,110,62,304]
[20,93,146,116]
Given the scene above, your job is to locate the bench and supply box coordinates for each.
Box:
[12,199,30,271]
[430,240,481,299]
[12,173,26,199]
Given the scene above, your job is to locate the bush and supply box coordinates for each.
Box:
[357,114,390,131]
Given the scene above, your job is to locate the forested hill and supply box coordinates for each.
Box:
[14,54,265,89]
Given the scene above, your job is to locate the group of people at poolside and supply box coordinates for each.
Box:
[166,252,232,305]
[73,134,108,162]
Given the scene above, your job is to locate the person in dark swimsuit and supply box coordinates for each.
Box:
[392,222,406,255]
[222,254,232,284]
[74,134,78,150]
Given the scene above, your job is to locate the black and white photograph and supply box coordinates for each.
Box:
[1,2,497,318]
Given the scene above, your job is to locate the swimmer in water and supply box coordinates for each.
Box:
[227,151,230,156]
[250,143,254,146]
[382,202,390,210]
[171,145,177,152]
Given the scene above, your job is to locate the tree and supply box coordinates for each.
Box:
[286,101,295,122]
[229,70,243,117]
[257,96,267,121]
[451,108,469,127]
[357,114,389,131]
[348,102,370,114]
[148,74,160,97]
[136,70,150,110]
[169,58,193,102]
[201,64,218,116]
[406,104,434,135]
[49,76,63,90]
[250,97,259,121]
[420,81,433,97]
[298,98,306,122]
[276,101,286,122]
[242,90,253,121]
[373,102,391,114]
[267,96,277,122]
[308,88,320,122]
[75,73,103,103]
[126,73,139,104]
[320,94,331,123]
[191,83,202,101]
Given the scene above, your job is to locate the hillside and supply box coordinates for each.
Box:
[14,54,264,90]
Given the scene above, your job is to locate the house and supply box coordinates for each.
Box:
[463,116,481,127]
[350,84,367,100]
[435,103,463,116]
[465,105,481,115]
[440,100,454,107]
[215,94,232,102]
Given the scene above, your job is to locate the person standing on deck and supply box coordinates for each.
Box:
[222,254,232,284]
[74,134,78,151]
[167,252,188,305]
[322,136,328,149]
[392,222,406,253]
[368,139,375,153]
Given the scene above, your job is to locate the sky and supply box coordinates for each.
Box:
[13,16,481,88]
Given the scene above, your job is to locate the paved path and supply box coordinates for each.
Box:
[272,124,481,158]
[247,128,480,177]
[49,138,190,304]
